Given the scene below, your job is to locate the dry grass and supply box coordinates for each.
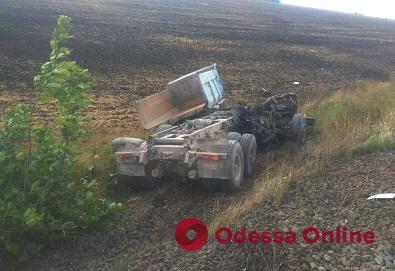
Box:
[209,149,308,234]
[210,80,395,232]
[303,80,395,157]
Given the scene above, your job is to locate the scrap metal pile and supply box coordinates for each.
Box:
[230,93,298,148]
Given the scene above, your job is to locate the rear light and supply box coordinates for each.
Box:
[115,152,133,159]
[201,153,220,161]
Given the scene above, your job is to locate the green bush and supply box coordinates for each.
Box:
[0,16,119,261]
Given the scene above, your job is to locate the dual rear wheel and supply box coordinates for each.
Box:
[200,133,257,193]
[226,132,257,178]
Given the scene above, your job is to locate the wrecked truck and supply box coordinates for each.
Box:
[112,64,314,192]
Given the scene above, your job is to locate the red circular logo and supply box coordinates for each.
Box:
[175,218,208,251]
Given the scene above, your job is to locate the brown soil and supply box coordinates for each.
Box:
[15,151,395,271]
[1,0,395,131]
[1,0,395,270]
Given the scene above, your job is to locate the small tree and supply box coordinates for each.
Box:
[34,15,93,143]
[0,16,119,261]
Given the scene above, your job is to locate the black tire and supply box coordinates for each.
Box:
[226,132,242,141]
[240,134,257,178]
[220,140,244,193]
[156,124,174,133]
[290,113,307,145]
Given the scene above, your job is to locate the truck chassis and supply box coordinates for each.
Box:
[112,65,314,192]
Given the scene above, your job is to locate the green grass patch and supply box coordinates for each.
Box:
[304,80,395,158]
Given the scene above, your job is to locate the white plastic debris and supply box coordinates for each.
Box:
[367,193,395,200]
[293,81,300,85]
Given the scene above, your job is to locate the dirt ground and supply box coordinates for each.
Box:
[1,0,395,270]
[1,0,395,132]
[14,151,395,271]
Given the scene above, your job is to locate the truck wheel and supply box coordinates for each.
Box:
[220,140,244,193]
[156,124,174,133]
[240,134,257,178]
[290,113,307,145]
[226,132,242,141]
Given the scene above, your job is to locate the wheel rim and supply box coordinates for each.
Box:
[234,153,242,181]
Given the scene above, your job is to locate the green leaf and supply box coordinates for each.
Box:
[24,208,44,228]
